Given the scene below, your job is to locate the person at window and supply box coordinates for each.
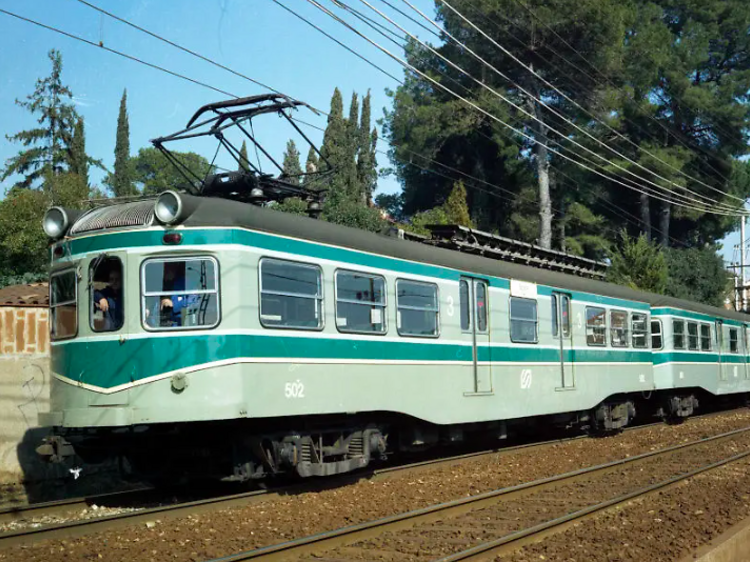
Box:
[94,268,123,330]
[159,261,199,326]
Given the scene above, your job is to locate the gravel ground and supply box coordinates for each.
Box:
[2,411,750,562]
[500,458,750,562]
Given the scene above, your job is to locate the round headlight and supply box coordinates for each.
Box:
[42,207,69,239]
[154,190,182,224]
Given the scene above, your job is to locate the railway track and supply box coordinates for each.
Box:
[0,408,741,551]
[203,424,750,562]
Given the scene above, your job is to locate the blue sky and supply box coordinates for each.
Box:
[0,0,744,263]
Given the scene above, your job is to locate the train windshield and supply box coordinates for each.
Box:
[50,269,77,340]
[91,257,124,332]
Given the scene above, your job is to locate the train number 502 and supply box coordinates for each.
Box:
[284,380,305,398]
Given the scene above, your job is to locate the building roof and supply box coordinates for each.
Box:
[0,283,49,307]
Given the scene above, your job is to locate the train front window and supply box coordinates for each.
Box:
[142,257,220,330]
[260,258,322,330]
[50,270,77,340]
[91,257,124,332]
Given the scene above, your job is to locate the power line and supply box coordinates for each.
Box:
[0,8,238,99]
[359,0,739,214]
[434,0,745,205]
[405,0,747,210]
[304,0,744,216]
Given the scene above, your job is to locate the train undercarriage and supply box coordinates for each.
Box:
[37,389,747,483]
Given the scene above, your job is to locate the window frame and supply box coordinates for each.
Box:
[509,296,538,344]
[729,327,739,354]
[460,279,471,333]
[651,319,663,350]
[258,257,324,332]
[141,255,221,332]
[585,306,607,347]
[610,309,629,348]
[89,256,124,333]
[475,280,489,334]
[395,278,440,338]
[673,319,686,350]
[700,323,712,352]
[50,268,79,341]
[687,321,699,351]
[334,269,387,335]
[551,294,571,338]
[631,312,648,349]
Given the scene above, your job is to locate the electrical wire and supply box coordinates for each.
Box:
[302,0,745,216]
[354,0,740,214]
[430,0,747,206]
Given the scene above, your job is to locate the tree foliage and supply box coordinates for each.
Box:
[131,147,211,195]
[664,246,730,307]
[608,231,668,294]
[110,89,136,197]
[281,140,303,185]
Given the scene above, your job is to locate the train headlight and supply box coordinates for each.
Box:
[42,207,70,239]
[154,190,183,224]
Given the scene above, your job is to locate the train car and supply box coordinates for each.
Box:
[37,191,750,481]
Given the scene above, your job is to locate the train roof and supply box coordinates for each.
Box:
[171,195,749,323]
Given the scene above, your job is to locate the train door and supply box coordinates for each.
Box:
[460,277,492,393]
[745,326,750,380]
[552,292,575,389]
[716,320,727,382]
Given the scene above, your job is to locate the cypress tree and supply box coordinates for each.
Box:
[319,88,346,175]
[238,140,249,172]
[68,117,88,187]
[113,89,135,196]
[305,146,319,175]
[357,91,378,206]
[281,140,303,185]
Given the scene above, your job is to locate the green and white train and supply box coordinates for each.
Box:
[38,191,750,480]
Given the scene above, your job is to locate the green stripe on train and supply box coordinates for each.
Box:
[52,335,653,389]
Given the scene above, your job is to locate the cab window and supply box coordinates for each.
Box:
[90,257,124,332]
[50,269,77,340]
[142,257,220,330]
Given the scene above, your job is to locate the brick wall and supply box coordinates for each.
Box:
[0,306,49,356]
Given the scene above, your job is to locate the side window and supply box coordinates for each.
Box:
[460,280,470,331]
[476,282,488,333]
[700,324,712,352]
[50,269,78,340]
[551,294,559,337]
[396,280,439,337]
[510,297,538,343]
[91,257,124,332]
[143,257,220,330]
[586,306,606,346]
[552,294,571,338]
[610,310,629,347]
[335,270,386,334]
[632,313,648,349]
[673,320,685,350]
[730,328,739,353]
[687,322,699,351]
[259,258,322,330]
[651,320,663,349]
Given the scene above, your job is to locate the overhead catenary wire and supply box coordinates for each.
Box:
[429,0,747,207]
[302,0,745,216]
[349,0,741,215]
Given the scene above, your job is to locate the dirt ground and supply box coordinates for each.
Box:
[2,411,750,562]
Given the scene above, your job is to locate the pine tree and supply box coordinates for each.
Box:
[281,140,303,185]
[238,140,249,172]
[112,89,135,196]
[443,181,473,227]
[1,49,79,190]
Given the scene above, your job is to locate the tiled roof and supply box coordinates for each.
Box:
[0,283,49,307]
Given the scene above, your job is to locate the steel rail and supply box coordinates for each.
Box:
[0,408,740,550]
[203,424,750,562]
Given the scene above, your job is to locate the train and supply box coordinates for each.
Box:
[37,190,750,481]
